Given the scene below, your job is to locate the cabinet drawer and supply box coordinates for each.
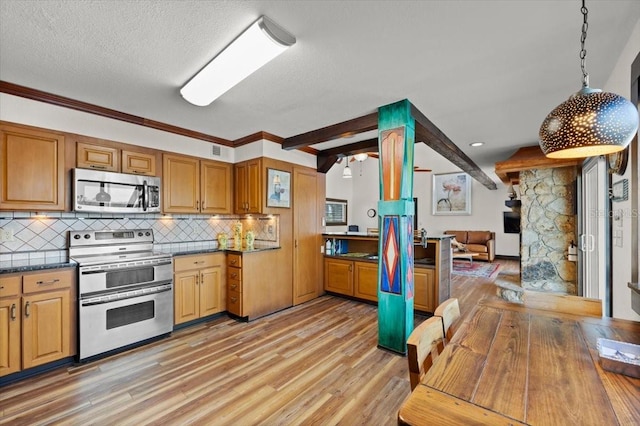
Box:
[174,254,216,272]
[227,253,242,268]
[227,289,242,316]
[228,278,242,293]
[23,269,74,294]
[227,266,242,282]
[0,276,21,298]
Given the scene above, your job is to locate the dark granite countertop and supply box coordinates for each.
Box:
[225,246,281,254]
[628,282,640,294]
[0,260,77,275]
[167,246,280,257]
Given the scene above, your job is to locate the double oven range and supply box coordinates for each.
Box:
[69,229,173,361]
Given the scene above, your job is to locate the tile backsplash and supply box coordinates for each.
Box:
[0,212,279,263]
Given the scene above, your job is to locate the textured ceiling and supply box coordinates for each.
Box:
[1,0,639,170]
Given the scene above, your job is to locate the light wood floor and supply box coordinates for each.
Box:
[0,259,519,426]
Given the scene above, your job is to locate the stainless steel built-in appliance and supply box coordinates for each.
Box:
[69,229,173,361]
[73,169,161,214]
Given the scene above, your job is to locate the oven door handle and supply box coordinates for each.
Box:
[80,260,173,274]
[81,283,172,306]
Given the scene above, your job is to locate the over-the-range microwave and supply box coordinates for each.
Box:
[73,168,161,213]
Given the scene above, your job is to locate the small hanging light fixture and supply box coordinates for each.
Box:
[539,0,638,159]
[343,156,352,179]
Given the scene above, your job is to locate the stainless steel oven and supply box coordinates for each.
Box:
[69,229,173,361]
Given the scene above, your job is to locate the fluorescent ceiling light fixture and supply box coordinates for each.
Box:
[469,142,484,147]
[180,16,296,106]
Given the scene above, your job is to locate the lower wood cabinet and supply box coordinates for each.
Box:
[0,268,76,377]
[414,267,436,312]
[173,253,226,325]
[323,257,436,312]
[324,258,354,296]
[354,262,378,302]
[226,250,286,320]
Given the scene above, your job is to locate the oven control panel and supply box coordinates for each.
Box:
[69,229,154,247]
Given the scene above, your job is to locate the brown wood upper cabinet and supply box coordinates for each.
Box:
[234,158,262,214]
[76,142,157,176]
[0,122,66,211]
[163,153,232,214]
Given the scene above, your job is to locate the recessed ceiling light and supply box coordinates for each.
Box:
[469,142,484,147]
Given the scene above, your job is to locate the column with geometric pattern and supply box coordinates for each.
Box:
[376,99,415,354]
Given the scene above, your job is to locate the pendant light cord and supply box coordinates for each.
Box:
[580,0,589,87]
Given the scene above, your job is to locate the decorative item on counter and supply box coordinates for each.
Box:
[217,233,228,249]
[325,239,333,255]
[233,221,242,248]
[245,231,255,249]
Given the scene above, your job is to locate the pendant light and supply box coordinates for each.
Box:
[343,156,352,179]
[539,0,638,159]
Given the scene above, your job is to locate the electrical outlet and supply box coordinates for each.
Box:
[0,227,15,242]
[268,225,274,235]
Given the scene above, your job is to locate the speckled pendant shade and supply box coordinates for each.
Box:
[540,86,639,159]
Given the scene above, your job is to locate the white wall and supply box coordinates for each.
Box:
[325,144,520,256]
[603,17,640,321]
[0,94,317,168]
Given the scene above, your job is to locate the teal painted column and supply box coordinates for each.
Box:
[377,99,415,354]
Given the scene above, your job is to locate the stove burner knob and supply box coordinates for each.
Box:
[73,234,81,240]
[84,234,91,239]
[145,231,151,236]
[138,232,143,237]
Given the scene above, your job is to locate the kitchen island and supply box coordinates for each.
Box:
[322,232,452,313]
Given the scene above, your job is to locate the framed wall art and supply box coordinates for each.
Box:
[266,168,290,208]
[432,172,471,215]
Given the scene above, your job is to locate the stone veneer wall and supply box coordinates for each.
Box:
[0,212,279,264]
[520,167,577,294]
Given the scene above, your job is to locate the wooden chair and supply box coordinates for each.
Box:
[406,316,445,390]
[434,298,461,343]
[523,291,602,317]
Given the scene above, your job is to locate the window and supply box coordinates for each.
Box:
[325,198,348,226]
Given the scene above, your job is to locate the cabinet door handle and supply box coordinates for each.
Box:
[24,301,30,318]
[194,261,205,264]
[230,297,237,303]
[231,273,237,279]
[89,164,107,170]
[349,264,352,272]
[230,260,237,265]
[37,279,60,286]
[230,283,237,290]
[196,200,200,210]
[10,303,16,321]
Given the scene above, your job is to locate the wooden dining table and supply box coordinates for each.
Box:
[398,298,640,425]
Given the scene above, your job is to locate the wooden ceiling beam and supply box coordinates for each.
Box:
[410,102,497,190]
[282,112,379,150]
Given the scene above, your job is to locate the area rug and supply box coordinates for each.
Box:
[452,261,501,279]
